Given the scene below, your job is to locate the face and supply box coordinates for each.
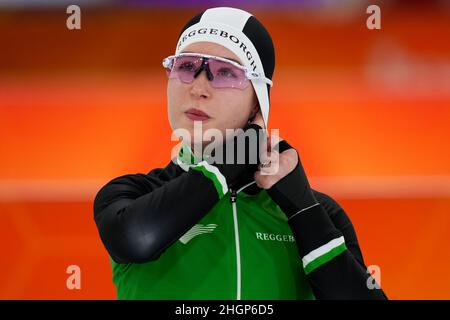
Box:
[167,42,259,149]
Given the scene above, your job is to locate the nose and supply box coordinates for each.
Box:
[189,68,211,99]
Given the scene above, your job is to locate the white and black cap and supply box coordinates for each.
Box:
[175,7,275,128]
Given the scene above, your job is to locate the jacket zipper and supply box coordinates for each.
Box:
[230,188,241,300]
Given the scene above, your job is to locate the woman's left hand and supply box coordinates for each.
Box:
[250,111,299,189]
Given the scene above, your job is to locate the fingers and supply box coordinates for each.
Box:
[258,145,280,176]
[257,131,284,177]
[262,134,282,164]
[259,128,269,164]
[254,170,275,189]
[269,134,282,153]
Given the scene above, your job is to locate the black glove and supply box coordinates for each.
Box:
[205,123,266,189]
[267,140,318,219]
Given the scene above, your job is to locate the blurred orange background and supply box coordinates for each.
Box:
[0,1,449,299]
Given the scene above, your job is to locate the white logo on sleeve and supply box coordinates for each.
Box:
[179,224,218,244]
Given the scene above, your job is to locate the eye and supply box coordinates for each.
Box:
[217,68,237,78]
[177,62,196,71]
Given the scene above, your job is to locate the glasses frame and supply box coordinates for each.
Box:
[162,53,273,87]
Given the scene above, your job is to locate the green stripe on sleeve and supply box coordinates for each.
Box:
[303,242,347,275]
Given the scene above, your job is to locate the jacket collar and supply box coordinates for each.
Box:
[174,143,263,196]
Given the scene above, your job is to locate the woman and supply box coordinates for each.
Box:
[94,7,387,300]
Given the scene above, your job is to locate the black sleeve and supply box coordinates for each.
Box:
[267,142,387,300]
[93,168,221,264]
[93,124,265,265]
[300,191,387,300]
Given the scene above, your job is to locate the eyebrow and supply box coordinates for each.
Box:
[182,52,242,65]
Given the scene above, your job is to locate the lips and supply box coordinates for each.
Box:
[185,108,210,121]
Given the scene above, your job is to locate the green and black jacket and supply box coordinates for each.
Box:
[94,135,387,300]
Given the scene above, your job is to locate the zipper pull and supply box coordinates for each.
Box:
[230,188,237,203]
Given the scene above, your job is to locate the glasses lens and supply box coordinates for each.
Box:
[166,55,250,89]
[207,59,249,89]
[169,56,203,83]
